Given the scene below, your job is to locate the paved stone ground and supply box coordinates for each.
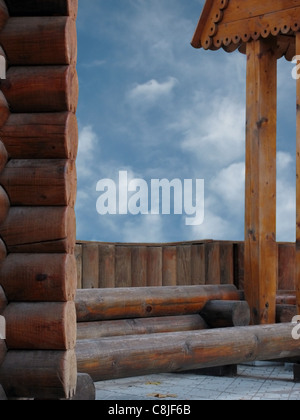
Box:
[95,363,300,400]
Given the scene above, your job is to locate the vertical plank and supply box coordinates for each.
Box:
[233,242,245,291]
[75,243,82,289]
[147,247,162,287]
[296,32,300,314]
[82,244,99,289]
[205,242,221,285]
[191,244,206,285]
[99,244,115,289]
[162,246,177,286]
[177,245,192,286]
[131,246,147,287]
[219,242,234,285]
[278,243,295,291]
[115,246,131,288]
[244,38,277,324]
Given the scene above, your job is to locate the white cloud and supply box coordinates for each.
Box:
[128,77,178,104]
[121,215,164,243]
[77,125,99,178]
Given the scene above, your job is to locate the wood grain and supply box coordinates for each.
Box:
[82,244,99,289]
[0,253,77,302]
[0,349,77,399]
[4,301,77,350]
[76,285,241,322]
[99,244,115,288]
[0,112,78,159]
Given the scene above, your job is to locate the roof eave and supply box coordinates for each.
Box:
[191,0,214,49]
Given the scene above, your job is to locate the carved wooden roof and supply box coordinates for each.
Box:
[191,0,300,60]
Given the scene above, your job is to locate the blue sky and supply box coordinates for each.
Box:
[75,0,297,244]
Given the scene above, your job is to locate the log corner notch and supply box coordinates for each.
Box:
[0,0,79,400]
[191,0,300,324]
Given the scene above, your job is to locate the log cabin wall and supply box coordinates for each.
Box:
[75,241,295,292]
[0,0,78,400]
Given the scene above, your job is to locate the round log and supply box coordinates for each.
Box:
[4,301,77,350]
[76,285,241,322]
[0,253,77,302]
[0,206,76,253]
[0,141,8,172]
[0,159,77,207]
[0,91,10,128]
[0,286,7,314]
[1,65,79,113]
[77,315,208,340]
[200,300,251,328]
[277,292,296,305]
[0,239,7,262]
[4,0,78,19]
[0,0,8,31]
[0,349,77,399]
[1,17,77,65]
[0,186,10,225]
[276,304,297,324]
[0,340,6,366]
[76,323,300,382]
[0,112,78,159]
[62,373,95,401]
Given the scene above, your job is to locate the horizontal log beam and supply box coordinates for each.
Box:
[0,112,78,159]
[0,186,9,224]
[0,17,77,66]
[0,91,9,129]
[4,302,76,350]
[0,253,77,302]
[0,141,8,172]
[4,0,78,18]
[77,315,208,340]
[277,292,296,305]
[76,285,241,322]
[76,323,300,382]
[0,0,8,31]
[0,286,7,314]
[1,66,78,113]
[0,206,76,253]
[0,349,77,399]
[0,159,77,207]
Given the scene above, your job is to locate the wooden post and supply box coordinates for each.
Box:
[244,38,278,325]
[296,32,300,315]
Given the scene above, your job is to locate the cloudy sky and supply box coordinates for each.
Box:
[75,0,297,244]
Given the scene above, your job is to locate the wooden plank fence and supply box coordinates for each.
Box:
[75,241,296,291]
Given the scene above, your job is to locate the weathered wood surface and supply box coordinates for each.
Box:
[1,66,78,113]
[0,159,77,206]
[0,239,6,262]
[278,244,295,291]
[244,38,278,325]
[0,349,77,399]
[131,246,148,288]
[0,91,10,128]
[0,112,78,159]
[0,384,7,401]
[0,0,8,31]
[0,340,6,367]
[0,206,76,253]
[98,244,115,289]
[4,302,77,350]
[77,323,300,381]
[82,243,99,289]
[77,315,208,340]
[76,285,241,322]
[162,246,177,286]
[200,300,251,328]
[276,305,297,324]
[276,292,296,306]
[0,141,8,172]
[0,17,77,65]
[0,253,77,302]
[62,373,95,401]
[0,186,9,224]
[0,286,7,314]
[4,0,78,18]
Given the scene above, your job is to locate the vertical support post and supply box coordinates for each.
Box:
[244,39,278,325]
[296,32,300,315]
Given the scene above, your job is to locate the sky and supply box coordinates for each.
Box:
[75,0,297,244]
